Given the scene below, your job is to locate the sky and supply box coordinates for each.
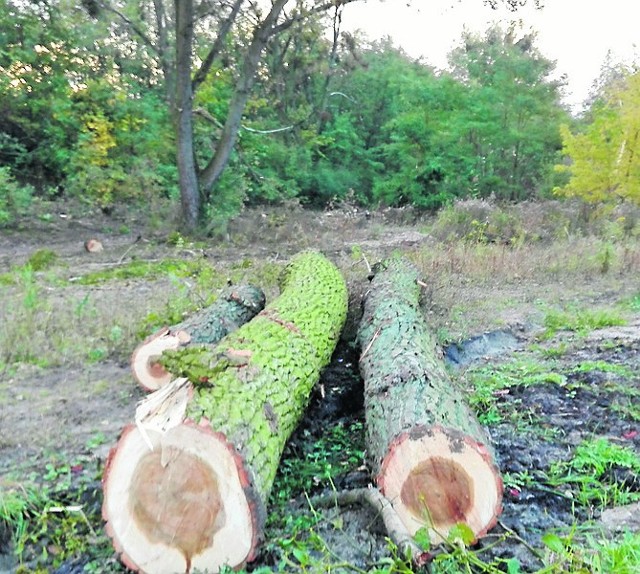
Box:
[342,0,639,112]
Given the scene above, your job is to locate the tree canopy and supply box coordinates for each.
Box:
[556,71,640,205]
[2,0,614,231]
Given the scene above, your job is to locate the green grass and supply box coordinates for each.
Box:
[267,420,366,523]
[548,437,640,509]
[74,257,212,285]
[570,360,634,378]
[0,457,124,572]
[625,292,640,311]
[542,307,627,339]
[465,357,565,426]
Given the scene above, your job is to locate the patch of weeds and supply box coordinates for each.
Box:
[465,358,565,426]
[534,527,640,574]
[236,260,284,292]
[571,360,634,379]
[1,457,122,572]
[534,342,569,358]
[596,241,615,274]
[137,273,210,337]
[626,292,640,311]
[548,437,640,509]
[268,421,366,521]
[265,417,367,569]
[585,531,640,573]
[26,249,58,271]
[421,522,640,574]
[407,523,524,574]
[85,432,108,450]
[611,395,640,422]
[0,265,54,365]
[542,307,626,339]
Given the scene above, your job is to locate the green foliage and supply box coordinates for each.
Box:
[268,421,366,521]
[0,167,33,225]
[0,0,572,220]
[466,358,565,425]
[75,257,216,285]
[627,292,640,311]
[431,198,527,244]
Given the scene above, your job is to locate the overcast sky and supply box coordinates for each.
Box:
[342,0,639,111]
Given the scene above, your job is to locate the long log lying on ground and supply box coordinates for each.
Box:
[357,257,503,546]
[103,251,348,574]
[131,284,266,391]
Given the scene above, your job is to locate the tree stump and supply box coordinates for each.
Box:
[357,257,503,546]
[103,251,348,573]
[131,284,266,391]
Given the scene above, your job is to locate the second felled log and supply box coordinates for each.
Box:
[357,257,503,546]
[103,251,348,574]
[131,284,266,391]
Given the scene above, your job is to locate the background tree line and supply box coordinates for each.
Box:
[1,0,639,229]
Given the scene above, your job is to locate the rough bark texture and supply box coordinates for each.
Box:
[174,0,200,230]
[357,257,503,546]
[131,284,266,391]
[103,251,347,573]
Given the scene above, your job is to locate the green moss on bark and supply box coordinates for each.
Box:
[161,251,348,501]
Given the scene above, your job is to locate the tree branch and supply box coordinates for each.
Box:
[98,1,160,57]
[271,0,360,37]
[199,0,290,196]
[309,486,431,567]
[192,0,246,92]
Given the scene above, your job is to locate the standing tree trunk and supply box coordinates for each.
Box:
[131,284,266,391]
[199,0,289,200]
[103,251,347,573]
[174,0,200,230]
[357,258,503,546]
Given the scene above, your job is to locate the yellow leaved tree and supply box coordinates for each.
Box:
[556,71,640,205]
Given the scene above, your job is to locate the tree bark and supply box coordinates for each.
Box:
[357,258,503,546]
[174,0,200,230]
[131,284,266,391]
[103,251,348,573]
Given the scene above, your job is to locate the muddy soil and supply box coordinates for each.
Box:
[1,203,639,573]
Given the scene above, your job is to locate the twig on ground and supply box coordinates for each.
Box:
[117,235,142,264]
[310,486,431,567]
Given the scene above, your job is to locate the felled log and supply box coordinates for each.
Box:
[103,251,348,574]
[131,284,266,391]
[357,257,503,546]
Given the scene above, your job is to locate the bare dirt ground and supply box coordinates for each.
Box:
[1,201,639,573]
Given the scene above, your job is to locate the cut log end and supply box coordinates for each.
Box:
[131,328,191,391]
[103,423,260,574]
[378,425,502,545]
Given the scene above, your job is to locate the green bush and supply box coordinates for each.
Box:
[0,167,33,225]
[430,198,526,244]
